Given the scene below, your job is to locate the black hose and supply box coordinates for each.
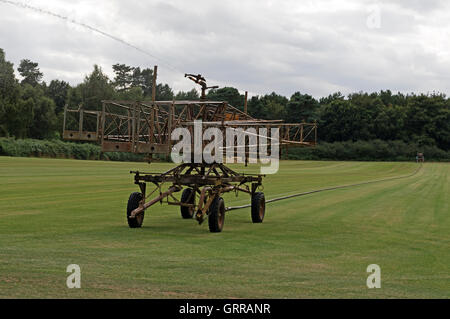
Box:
[226,163,423,211]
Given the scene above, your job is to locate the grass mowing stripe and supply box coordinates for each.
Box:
[227,164,422,211]
[0,157,448,298]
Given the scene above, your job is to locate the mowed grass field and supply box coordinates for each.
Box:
[0,156,448,298]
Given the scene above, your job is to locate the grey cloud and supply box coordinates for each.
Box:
[0,0,449,98]
[381,0,447,14]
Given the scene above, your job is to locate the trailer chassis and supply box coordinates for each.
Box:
[127,163,265,232]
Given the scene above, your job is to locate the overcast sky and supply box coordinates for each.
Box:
[1,0,449,98]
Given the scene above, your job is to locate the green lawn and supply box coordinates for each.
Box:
[0,157,448,298]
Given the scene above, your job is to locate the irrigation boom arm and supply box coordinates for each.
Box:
[63,100,317,156]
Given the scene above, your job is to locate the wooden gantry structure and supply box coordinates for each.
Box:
[63,100,317,155]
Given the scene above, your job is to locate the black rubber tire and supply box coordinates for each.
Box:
[127,192,144,228]
[180,188,195,219]
[208,196,225,233]
[251,192,265,223]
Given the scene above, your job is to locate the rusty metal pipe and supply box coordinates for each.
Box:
[197,187,212,212]
[220,186,236,193]
[130,185,180,218]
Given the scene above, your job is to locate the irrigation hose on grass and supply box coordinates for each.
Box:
[226,163,424,212]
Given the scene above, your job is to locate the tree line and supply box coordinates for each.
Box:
[0,47,449,159]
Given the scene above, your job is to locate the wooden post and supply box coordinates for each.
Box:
[96,112,100,137]
[101,102,106,146]
[63,105,67,136]
[300,124,304,143]
[244,91,248,114]
[131,103,136,152]
[79,105,84,136]
[136,102,141,152]
[152,65,158,102]
[150,65,158,157]
[167,101,174,161]
[150,108,155,144]
[314,120,317,145]
[127,109,131,141]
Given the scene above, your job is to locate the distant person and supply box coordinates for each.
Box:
[416,153,424,163]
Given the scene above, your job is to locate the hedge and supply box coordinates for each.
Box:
[0,138,147,162]
[1,138,449,163]
[285,140,450,162]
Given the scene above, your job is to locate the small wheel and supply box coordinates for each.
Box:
[251,192,265,223]
[180,188,195,219]
[127,192,144,228]
[208,196,225,233]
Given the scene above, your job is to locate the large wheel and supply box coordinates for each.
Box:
[208,196,225,233]
[127,192,144,228]
[251,192,265,223]
[180,188,195,219]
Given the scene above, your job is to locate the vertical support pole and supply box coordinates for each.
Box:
[150,108,155,144]
[222,103,227,126]
[136,102,141,152]
[152,65,158,102]
[245,124,249,167]
[132,103,136,152]
[147,107,154,162]
[155,107,161,143]
[151,65,158,157]
[300,124,304,143]
[167,101,174,161]
[96,112,100,138]
[79,106,84,137]
[101,102,106,147]
[314,120,317,145]
[63,104,67,136]
[99,102,105,160]
[244,91,248,115]
[127,109,131,141]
